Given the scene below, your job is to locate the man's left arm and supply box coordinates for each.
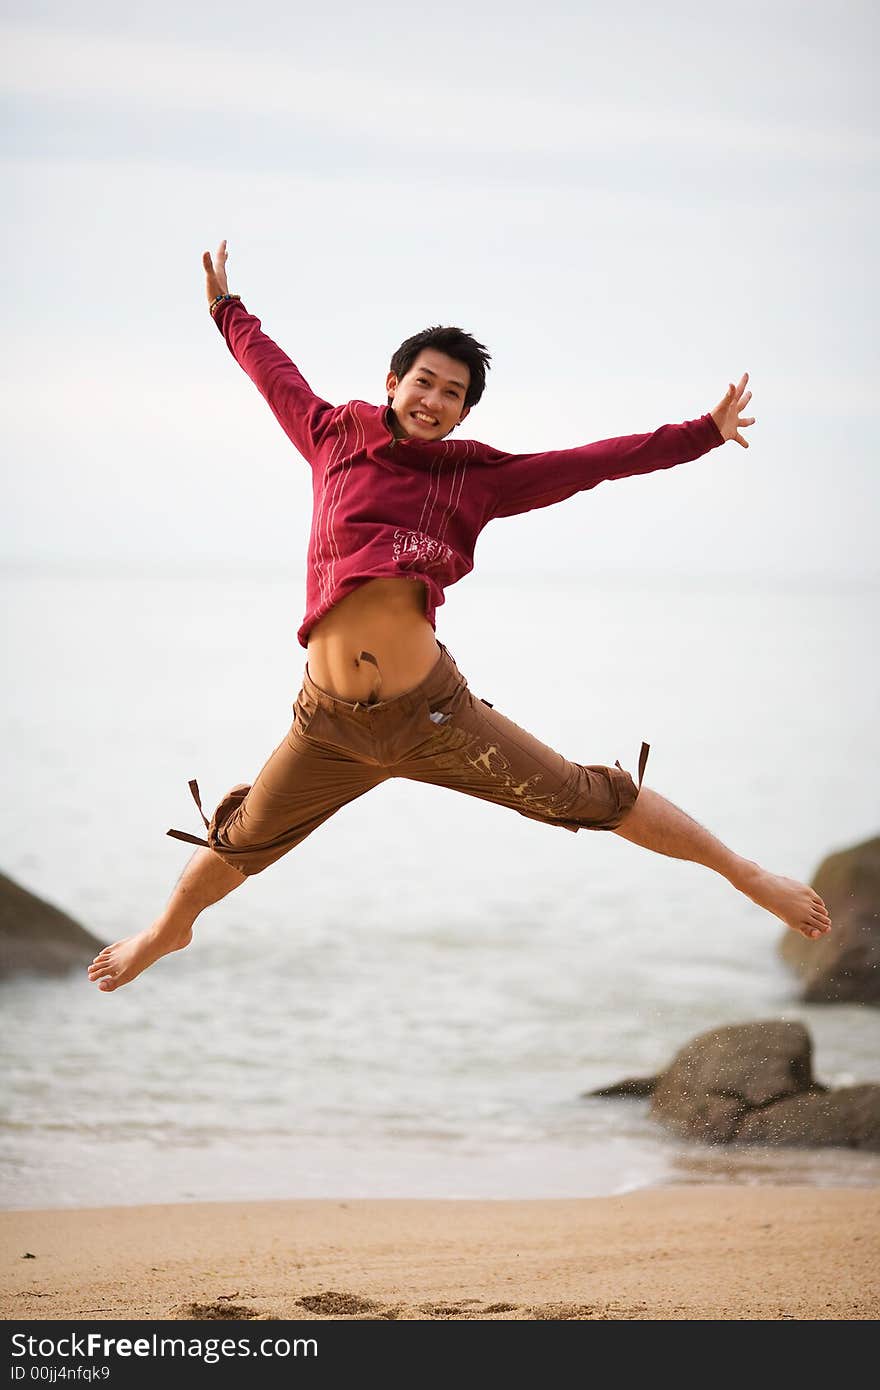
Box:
[487,374,755,519]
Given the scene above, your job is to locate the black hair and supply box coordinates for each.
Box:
[388,326,491,409]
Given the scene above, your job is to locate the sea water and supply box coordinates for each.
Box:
[2,565,878,1207]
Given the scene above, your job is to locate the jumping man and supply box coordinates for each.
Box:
[88,240,831,992]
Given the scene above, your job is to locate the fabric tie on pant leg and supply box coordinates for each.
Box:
[615,741,650,790]
[167,780,253,851]
[166,779,211,848]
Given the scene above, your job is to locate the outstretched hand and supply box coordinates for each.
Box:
[710,373,755,447]
[202,238,229,306]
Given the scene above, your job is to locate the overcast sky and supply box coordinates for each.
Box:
[3,0,877,580]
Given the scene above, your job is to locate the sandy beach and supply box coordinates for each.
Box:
[2,1187,878,1321]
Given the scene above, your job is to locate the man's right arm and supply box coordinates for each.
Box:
[211,297,336,464]
[202,240,334,464]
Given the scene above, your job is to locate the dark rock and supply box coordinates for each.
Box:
[779,836,880,1005]
[588,1076,657,1098]
[0,869,102,978]
[650,1020,818,1122]
[592,1020,880,1153]
[736,1086,880,1150]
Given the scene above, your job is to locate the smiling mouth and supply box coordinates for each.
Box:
[412,412,439,426]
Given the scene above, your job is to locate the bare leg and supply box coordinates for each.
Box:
[613,786,831,941]
[87,849,246,993]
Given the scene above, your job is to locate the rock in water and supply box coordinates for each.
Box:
[0,869,102,978]
[779,835,880,1005]
[591,1020,880,1153]
[649,1020,821,1142]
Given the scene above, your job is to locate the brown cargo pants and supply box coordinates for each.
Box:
[168,644,648,876]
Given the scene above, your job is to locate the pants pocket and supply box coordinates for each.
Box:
[418,688,473,754]
[291,688,318,737]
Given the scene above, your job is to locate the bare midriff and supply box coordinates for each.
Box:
[306,578,441,701]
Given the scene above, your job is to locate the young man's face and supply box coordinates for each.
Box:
[386,349,471,442]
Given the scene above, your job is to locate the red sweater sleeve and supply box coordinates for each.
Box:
[485,414,725,519]
[212,299,335,465]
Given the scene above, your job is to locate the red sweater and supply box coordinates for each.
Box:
[213,299,725,648]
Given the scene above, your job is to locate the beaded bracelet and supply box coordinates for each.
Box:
[209,292,242,317]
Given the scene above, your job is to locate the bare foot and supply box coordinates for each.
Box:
[87,923,193,992]
[735,864,832,940]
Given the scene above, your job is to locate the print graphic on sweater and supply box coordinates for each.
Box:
[393,528,454,568]
[464,743,572,816]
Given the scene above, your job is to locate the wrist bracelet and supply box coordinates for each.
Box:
[210,292,241,317]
